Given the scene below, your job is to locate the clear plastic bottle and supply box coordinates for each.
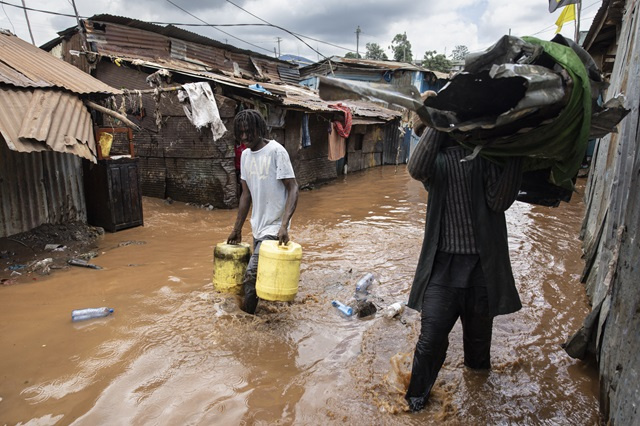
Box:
[72,307,114,322]
[355,273,375,294]
[331,300,353,316]
[383,302,405,319]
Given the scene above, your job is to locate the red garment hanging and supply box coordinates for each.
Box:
[328,103,352,138]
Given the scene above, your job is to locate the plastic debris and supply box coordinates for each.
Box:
[72,307,114,321]
[68,259,102,270]
[384,302,406,319]
[355,272,375,294]
[331,300,353,316]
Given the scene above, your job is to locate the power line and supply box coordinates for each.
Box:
[0,1,16,34]
[164,0,273,54]
[0,0,354,56]
[224,0,329,59]
[529,0,602,36]
[0,0,354,55]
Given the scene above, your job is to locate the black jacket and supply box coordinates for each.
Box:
[407,129,522,317]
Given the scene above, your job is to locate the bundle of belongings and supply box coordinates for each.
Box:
[318,34,629,207]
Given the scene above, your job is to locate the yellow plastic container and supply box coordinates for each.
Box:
[213,242,251,294]
[256,240,302,302]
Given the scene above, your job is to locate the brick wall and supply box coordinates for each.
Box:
[95,61,239,208]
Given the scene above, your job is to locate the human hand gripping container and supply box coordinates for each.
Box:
[213,242,251,294]
[255,241,302,301]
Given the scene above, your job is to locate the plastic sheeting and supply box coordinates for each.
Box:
[179,82,227,140]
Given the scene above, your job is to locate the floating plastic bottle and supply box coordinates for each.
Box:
[383,302,405,319]
[355,273,375,294]
[68,259,102,270]
[331,300,353,316]
[72,307,114,322]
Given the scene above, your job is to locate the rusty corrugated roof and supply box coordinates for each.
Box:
[333,56,425,71]
[86,14,294,66]
[0,30,120,95]
[73,16,296,85]
[0,87,96,161]
[276,82,400,120]
[108,56,400,121]
[301,56,450,80]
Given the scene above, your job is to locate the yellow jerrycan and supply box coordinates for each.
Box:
[256,240,302,301]
[213,242,251,294]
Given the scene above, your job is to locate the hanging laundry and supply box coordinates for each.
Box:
[302,114,311,148]
[180,82,227,140]
[266,104,286,128]
[328,122,346,161]
[328,103,352,138]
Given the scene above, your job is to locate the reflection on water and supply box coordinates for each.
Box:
[0,165,599,425]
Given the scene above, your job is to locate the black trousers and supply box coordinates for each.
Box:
[405,284,493,411]
[242,235,278,314]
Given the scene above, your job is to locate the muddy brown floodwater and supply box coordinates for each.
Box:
[0,165,600,425]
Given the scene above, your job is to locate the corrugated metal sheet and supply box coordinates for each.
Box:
[278,65,301,85]
[0,87,97,161]
[82,16,296,85]
[382,120,403,164]
[573,0,640,424]
[85,20,171,60]
[300,56,449,80]
[93,54,399,122]
[41,17,398,124]
[328,56,426,71]
[0,135,86,237]
[0,31,119,95]
[86,14,290,66]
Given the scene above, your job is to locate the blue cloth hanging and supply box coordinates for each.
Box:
[302,114,311,148]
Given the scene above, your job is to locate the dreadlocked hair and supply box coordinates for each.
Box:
[234,109,268,141]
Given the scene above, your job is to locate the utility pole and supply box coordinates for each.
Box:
[276,37,282,58]
[70,0,87,51]
[20,0,35,45]
[574,0,582,43]
[355,26,361,58]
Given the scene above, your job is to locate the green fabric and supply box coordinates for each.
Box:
[459,37,592,191]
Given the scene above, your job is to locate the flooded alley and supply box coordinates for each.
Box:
[0,165,599,425]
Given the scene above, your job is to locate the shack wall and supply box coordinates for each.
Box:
[0,137,86,237]
[295,113,337,186]
[94,61,238,207]
[579,1,640,423]
[347,124,385,171]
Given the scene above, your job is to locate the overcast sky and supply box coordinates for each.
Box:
[1,0,601,61]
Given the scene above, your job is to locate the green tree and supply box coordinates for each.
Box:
[422,50,452,73]
[344,52,362,59]
[451,45,469,61]
[365,42,388,60]
[389,32,413,63]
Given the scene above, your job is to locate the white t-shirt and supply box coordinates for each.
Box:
[240,140,295,239]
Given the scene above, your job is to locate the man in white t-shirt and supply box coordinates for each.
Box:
[227,109,299,314]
